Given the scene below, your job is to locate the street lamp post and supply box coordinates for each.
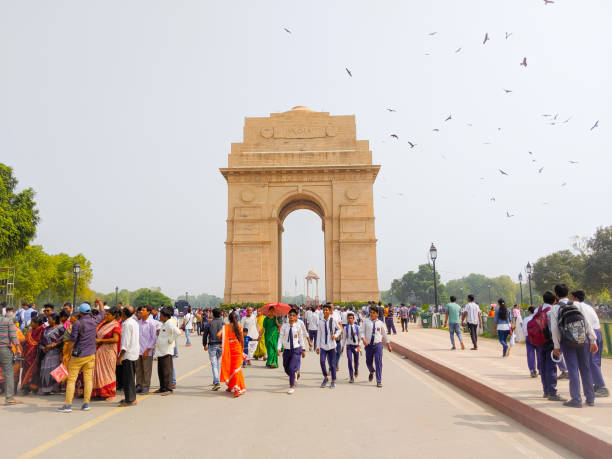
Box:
[115,286,119,307]
[72,263,81,307]
[186,292,189,305]
[518,273,524,305]
[526,262,534,306]
[488,284,491,305]
[429,243,438,312]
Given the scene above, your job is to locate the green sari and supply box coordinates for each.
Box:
[262,316,281,368]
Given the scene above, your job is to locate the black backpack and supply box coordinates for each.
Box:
[558,301,587,348]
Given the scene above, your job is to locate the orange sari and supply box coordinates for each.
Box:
[220,324,246,396]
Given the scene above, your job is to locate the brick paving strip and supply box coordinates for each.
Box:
[390,325,612,459]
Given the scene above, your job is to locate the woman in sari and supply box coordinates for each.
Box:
[262,307,281,368]
[252,311,266,360]
[39,313,65,394]
[92,306,121,401]
[217,312,246,397]
[21,316,44,394]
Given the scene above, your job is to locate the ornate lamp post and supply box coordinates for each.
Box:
[526,262,534,306]
[488,283,491,306]
[72,263,81,307]
[429,243,438,311]
[186,292,189,306]
[518,273,524,305]
[115,286,119,307]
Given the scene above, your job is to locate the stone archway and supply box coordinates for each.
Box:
[220,106,380,304]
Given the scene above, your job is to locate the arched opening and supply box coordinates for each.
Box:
[278,199,326,304]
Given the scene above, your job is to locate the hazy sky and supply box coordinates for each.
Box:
[2,1,610,300]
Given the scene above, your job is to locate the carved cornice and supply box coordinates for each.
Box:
[220,165,380,183]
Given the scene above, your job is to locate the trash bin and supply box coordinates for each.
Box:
[420,313,432,328]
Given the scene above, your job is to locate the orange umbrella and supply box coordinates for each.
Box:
[259,302,291,317]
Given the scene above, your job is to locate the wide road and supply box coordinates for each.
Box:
[3,336,574,459]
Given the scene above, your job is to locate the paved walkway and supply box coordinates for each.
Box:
[1,333,574,458]
[390,323,612,444]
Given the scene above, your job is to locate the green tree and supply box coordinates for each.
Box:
[177,292,223,308]
[583,226,612,296]
[532,250,584,293]
[132,289,173,307]
[0,164,39,259]
[389,264,446,305]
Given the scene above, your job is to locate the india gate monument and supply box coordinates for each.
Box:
[220,106,380,304]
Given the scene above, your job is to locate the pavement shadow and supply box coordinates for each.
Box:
[453,414,519,432]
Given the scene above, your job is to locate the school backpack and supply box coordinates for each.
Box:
[527,306,551,347]
[558,301,587,348]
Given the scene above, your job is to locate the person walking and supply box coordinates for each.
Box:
[202,308,224,391]
[399,304,409,332]
[570,290,609,398]
[39,313,65,395]
[306,306,318,351]
[444,296,465,350]
[218,312,246,397]
[118,306,139,407]
[240,307,258,367]
[316,304,341,389]
[461,295,481,350]
[135,306,156,395]
[550,284,597,408]
[0,307,23,405]
[360,307,392,388]
[341,312,361,383]
[262,307,281,369]
[278,308,307,394]
[182,307,194,347]
[154,307,181,396]
[494,299,512,357]
[384,303,397,335]
[58,302,105,413]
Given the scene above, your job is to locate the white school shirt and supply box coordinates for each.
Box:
[277,321,308,352]
[342,323,361,346]
[463,302,481,325]
[316,317,342,351]
[360,319,389,345]
[317,309,324,320]
[120,316,140,361]
[183,313,193,330]
[578,302,600,330]
[522,314,534,336]
[305,311,318,331]
[341,311,348,325]
[549,299,596,349]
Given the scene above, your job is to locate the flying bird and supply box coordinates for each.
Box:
[490,197,496,203]
[386,108,397,112]
[466,123,473,127]
[568,160,579,164]
[432,128,440,132]
[543,0,554,4]
[538,167,544,173]
[506,211,514,218]
[499,169,509,175]
[503,89,512,93]
[590,120,599,130]
[520,57,527,67]
[429,32,437,36]
[408,141,417,148]
[283,28,292,34]
[505,32,513,39]
[528,151,534,155]
[455,47,462,53]
[345,68,352,77]
[561,182,567,187]
[483,33,490,44]
[390,134,399,139]
[445,114,452,121]
[396,193,404,196]
[542,114,552,117]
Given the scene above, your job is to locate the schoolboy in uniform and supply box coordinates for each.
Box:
[278,308,308,394]
[360,307,392,388]
[341,312,361,383]
[316,304,341,389]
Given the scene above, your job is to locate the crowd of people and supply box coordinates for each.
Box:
[440,284,609,408]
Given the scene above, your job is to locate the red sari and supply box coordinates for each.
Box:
[220,324,246,396]
[92,320,121,398]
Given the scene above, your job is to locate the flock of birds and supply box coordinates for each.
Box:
[282,0,601,219]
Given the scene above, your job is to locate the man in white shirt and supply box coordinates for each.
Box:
[305,306,318,351]
[461,294,482,350]
[278,308,308,394]
[240,307,258,367]
[118,306,140,406]
[341,312,361,383]
[360,307,392,388]
[571,290,608,398]
[154,307,181,395]
[550,284,597,407]
[183,308,194,347]
[316,304,342,389]
[330,304,344,372]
